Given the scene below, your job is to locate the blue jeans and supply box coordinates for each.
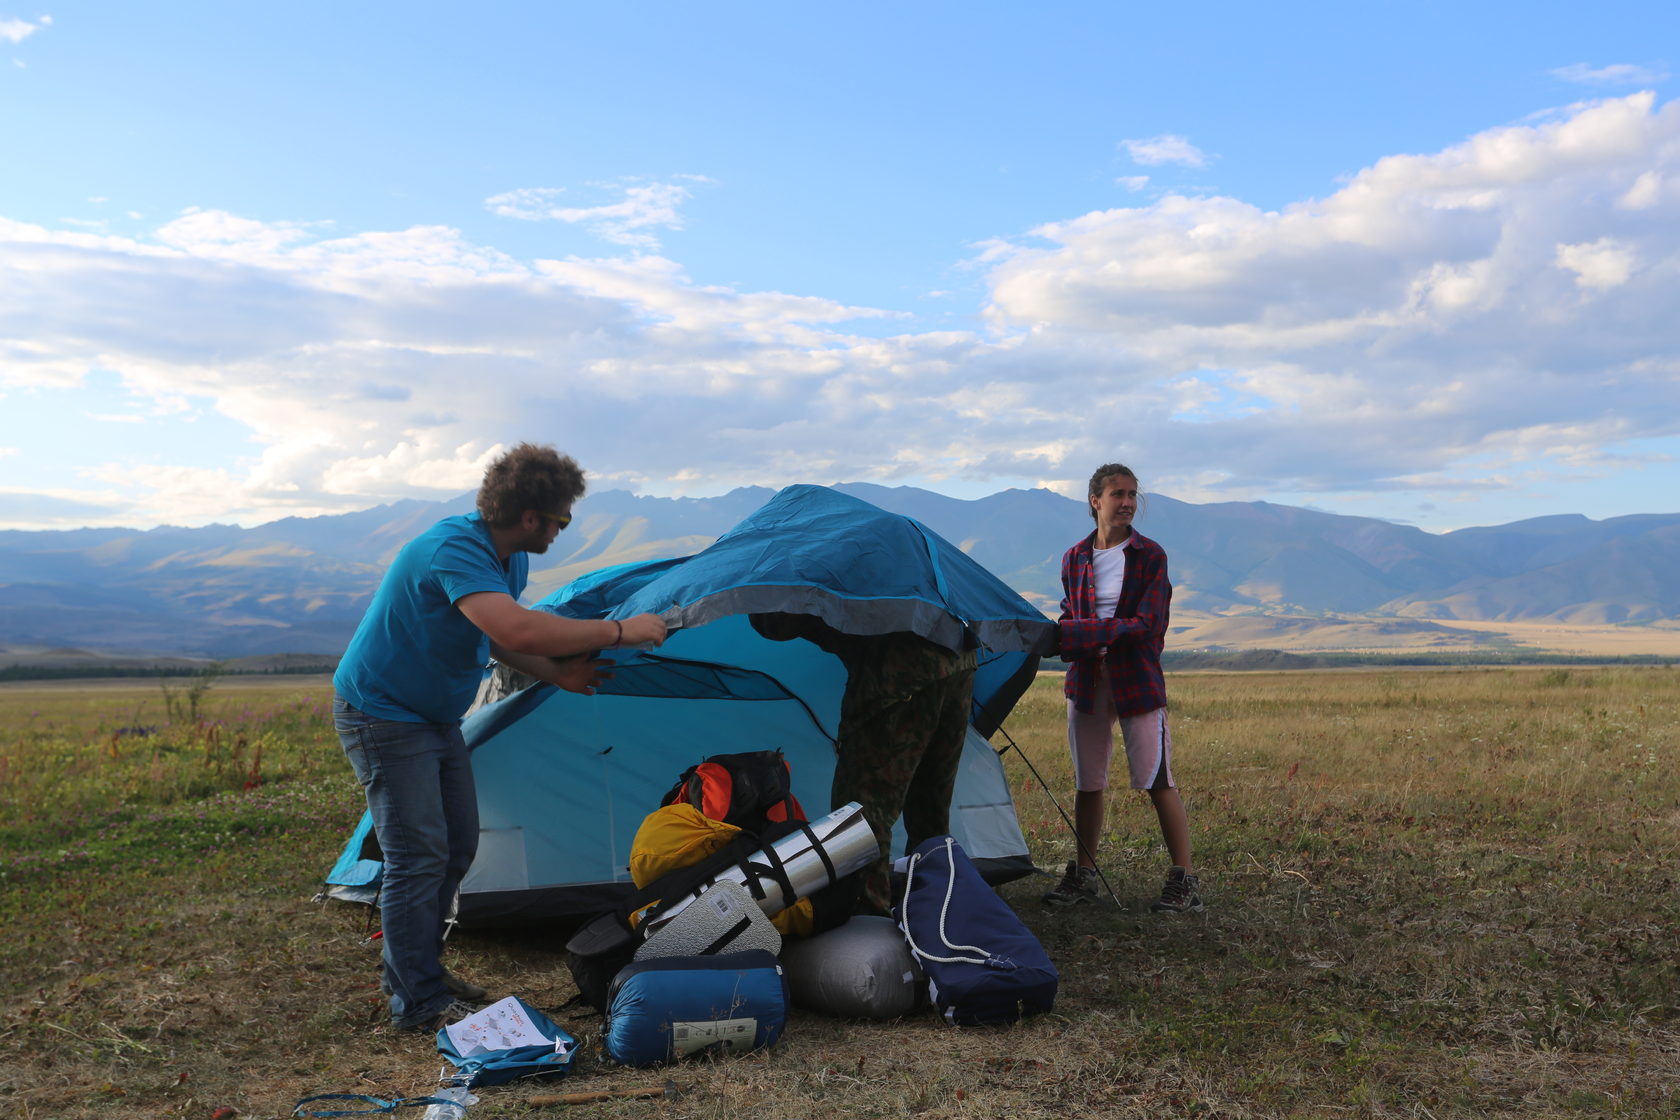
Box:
[333,698,478,1029]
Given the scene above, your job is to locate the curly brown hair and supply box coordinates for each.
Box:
[476,443,587,528]
[1087,462,1139,522]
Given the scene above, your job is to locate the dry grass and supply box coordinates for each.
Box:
[1,668,1677,1119]
[1168,611,1680,657]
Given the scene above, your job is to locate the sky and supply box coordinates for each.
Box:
[2,2,1678,535]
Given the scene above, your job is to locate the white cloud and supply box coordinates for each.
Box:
[318,441,503,497]
[3,93,1679,529]
[1551,62,1669,87]
[1555,237,1636,290]
[156,208,319,256]
[1619,169,1664,209]
[485,178,707,250]
[0,16,44,44]
[1116,175,1150,191]
[0,485,131,532]
[981,92,1680,499]
[1120,135,1207,167]
[0,204,978,525]
[78,462,251,523]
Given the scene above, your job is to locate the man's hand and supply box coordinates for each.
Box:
[618,613,669,648]
[549,654,613,696]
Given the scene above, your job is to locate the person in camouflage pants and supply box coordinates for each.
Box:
[751,615,977,915]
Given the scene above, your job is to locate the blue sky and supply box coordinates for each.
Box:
[2,2,1677,533]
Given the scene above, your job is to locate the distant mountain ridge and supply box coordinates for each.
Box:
[1,484,1677,658]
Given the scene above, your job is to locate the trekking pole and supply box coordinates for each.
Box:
[992,724,1123,910]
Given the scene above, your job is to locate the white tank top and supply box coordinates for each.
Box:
[1093,535,1130,618]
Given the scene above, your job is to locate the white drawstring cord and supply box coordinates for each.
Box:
[899,837,991,965]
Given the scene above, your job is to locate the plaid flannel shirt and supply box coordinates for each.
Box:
[1058,530,1171,717]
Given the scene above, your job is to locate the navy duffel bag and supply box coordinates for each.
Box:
[896,835,1058,1026]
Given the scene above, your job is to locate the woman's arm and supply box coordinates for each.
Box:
[1057,547,1168,654]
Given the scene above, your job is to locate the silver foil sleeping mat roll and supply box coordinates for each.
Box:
[643,801,877,932]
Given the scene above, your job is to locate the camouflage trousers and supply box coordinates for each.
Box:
[830,666,976,916]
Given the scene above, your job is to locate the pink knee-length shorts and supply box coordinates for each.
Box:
[1066,665,1173,792]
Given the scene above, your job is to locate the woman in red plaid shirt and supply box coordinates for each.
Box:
[1041,463,1202,913]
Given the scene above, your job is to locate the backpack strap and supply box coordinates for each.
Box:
[727,818,843,917]
[625,830,765,927]
[699,914,756,955]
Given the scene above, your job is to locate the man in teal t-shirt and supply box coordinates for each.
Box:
[333,443,668,1032]
[335,512,532,725]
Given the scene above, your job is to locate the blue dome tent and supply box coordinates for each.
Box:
[324,485,1057,926]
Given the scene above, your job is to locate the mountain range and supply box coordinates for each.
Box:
[2,483,1677,660]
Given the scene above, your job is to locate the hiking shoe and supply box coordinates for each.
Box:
[1042,861,1100,907]
[406,998,482,1032]
[381,968,489,1002]
[441,969,488,1001]
[1151,866,1204,913]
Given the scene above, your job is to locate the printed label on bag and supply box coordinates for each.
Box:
[669,1017,757,1057]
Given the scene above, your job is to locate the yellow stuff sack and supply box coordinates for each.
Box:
[627,804,815,937]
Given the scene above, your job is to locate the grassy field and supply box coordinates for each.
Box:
[1,668,1676,1119]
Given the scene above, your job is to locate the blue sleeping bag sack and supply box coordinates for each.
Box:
[604,950,789,1067]
[896,835,1058,1026]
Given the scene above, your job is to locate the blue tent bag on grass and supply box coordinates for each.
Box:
[435,997,577,1087]
[896,835,1058,1026]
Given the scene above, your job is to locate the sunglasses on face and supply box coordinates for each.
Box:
[537,511,573,530]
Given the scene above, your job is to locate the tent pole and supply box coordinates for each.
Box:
[992,724,1123,910]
